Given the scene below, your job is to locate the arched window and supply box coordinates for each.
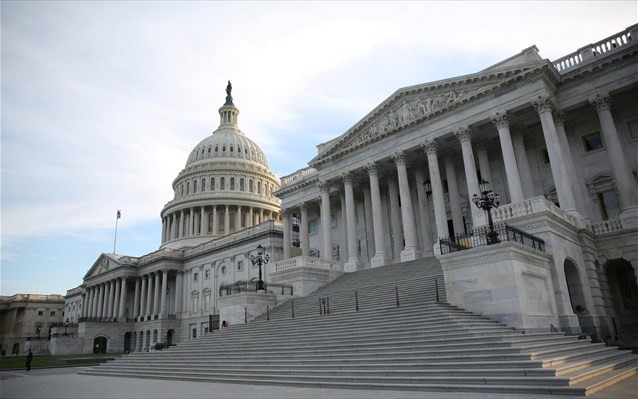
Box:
[249,179,254,193]
[240,178,245,191]
[181,184,184,196]
[220,177,225,190]
[186,182,190,195]
[257,181,261,194]
[211,177,215,190]
[215,145,219,153]
[230,177,235,190]
[193,180,198,193]
[201,178,206,191]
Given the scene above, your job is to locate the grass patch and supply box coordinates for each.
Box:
[0,353,121,370]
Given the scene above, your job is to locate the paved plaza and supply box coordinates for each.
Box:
[1,367,635,399]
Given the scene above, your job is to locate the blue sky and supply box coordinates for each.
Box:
[1,1,636,296]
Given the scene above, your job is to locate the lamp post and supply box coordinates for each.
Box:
[250,244,270,291]
[423,179,432,199]
[64,319,69,336]
[472,179,501,245]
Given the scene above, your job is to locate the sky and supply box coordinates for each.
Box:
[1,1,636,296]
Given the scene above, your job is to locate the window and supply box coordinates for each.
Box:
[193,180,198,193]
[582,132,603,152]
[309,220,318,234]
[191,293,199,312]
[540,148,550,165]
[249,180,254,193]
[38,311,43,316]
[204,269,211,279]
[627,119,638,139]
[240,178,245,191]
[292,214,300,232]
[220,177,225,190]
[181,184,184,196]
[598,190,621,220]
[50,311,56,316]
[201,178,206,191]
[237,261,244,272]
[331,214,337,228]
[211,177,215,190]
[221,265,227,275]
[186,182,190,195]
[230,177,235,190]
[204,291,211,310]
[193,272,199,282]
[257,181,261,194]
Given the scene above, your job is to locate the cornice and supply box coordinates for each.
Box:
[558,50,638,91]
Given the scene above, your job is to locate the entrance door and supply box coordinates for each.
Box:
[93,336,107,354]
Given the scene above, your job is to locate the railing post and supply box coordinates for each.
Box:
[244,307,247,324]
[355,290,359,311]
[291,300,295,318]
[266,305,270,321]
[395,286,400,307]
[435,278,440,303]
[327,297,330,314]
[319,298,323,315]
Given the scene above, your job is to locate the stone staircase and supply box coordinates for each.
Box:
[80,258,638,396]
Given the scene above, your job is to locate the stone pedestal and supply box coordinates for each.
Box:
[218,292,277,326]
[271,256,338,297]
[438,242,560,333]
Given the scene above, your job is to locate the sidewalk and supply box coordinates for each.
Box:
[1,367,636,399]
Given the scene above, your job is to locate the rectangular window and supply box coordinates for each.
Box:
[598,190,621,220]
[628,119,638,139]
[50,311,56,316]
[193,272,199,282]
[582,132,604,152]
[237,261,243,272]
[309,220,318,234]
[204,269,211,279]
[38,311,43,316]
[331,214,337,229]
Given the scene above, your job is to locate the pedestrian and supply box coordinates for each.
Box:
[221,320,228,329]
[25,349,33,371]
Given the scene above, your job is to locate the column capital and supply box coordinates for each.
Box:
[392,151,407,165]
[588,92,611,112]
[281,209,292,219]
[341,172,353,185]
[298,202,308,212]
[474,137,492,151]
[552,109,566,127]
[317,181,331,193]
[421,139,438,155]
[490,111,510,129]
[531,95,555,113]
[454,125,472,143]
[365,162,379,176]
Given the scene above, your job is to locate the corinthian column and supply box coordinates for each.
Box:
[422,140,449,239]
[393,151,421,261]
[366,163,389,267]
[531,95,578,213]
[160,269,168,318]
[342,172,362,272]
[490,111,524,203]
[299,203,310,256]
[589,93,638,227]
[319,182,333,262]
[282,209,292,259]
[455,126,481,226]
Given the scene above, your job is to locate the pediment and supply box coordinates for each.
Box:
[84,253,122,280]
[310,59,550,167]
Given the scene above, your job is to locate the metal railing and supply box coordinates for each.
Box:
[440,224,545,254]
[219,282,293,297]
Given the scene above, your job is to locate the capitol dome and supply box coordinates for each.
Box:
[159,82,281,249]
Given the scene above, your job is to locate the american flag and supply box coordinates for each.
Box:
[117,210,121,219]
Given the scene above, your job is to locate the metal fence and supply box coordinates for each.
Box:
[440,223,545,254]
[219,282,293,297]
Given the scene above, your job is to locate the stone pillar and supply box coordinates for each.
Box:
[112,278,120,321]
[224,205,230,235]
[105,281,114,320]
[153,271,161,317]
[179,210,185,238]
[475,139,493,189]
[175,271,183,315]
[93,285,100,318]
[366,163,390,267]
[282,209,292,259]
[212,205,218,235]
[248,207,254,228]
[393,151,421,261]
[200,206,207,236]
[490,112,524,203]
[455,126,481,226]
[422,140,449,239]
[444,153,465,236]
[118,278,127,320]
[511,127,535,199]
[299,203,310,256]
[387,177,403,261]
[160,269,168,318]
[84,289,91,318]
[589,93,638,227]
[171,213,177,239]
[531,95,578,213]
[343,172,362,271]
[415,169,434,256]
[146,273,154,318]
[235,206,242,231]
[189,208,195,236]
[139,275,147,320]
[362,186,374,260]
[133,278,140,319]
[161,219,166,243]
[319,182,333,262]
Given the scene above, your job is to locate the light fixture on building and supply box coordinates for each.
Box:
[423,179,432,199]
[250,244,270,291]
[472,179,501,245]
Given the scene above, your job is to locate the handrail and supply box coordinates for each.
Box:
[440,223,545,254]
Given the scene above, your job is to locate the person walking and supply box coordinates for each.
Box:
[25,349,33,371]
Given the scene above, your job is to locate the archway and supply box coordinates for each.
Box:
[605,259,638,347]
[564,260,587,314]
[93,336,107,354]
[166,329,175,346]
[12,343,19,355]
[138,331,144,352]
[152,329,158,344]
[123,332,132,353]
[145,331,150,351]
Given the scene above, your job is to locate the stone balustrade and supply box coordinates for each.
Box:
[475,196,586,229]
[279,166,318,188]
[591,219,624,235]
[274,255,333,272]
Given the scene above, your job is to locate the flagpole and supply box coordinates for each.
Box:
[113,210,120,254]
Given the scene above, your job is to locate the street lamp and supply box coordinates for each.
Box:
[250,244,270,291]
[472,179,501,245]
[64,319,69,336]
[423,179,432,199]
